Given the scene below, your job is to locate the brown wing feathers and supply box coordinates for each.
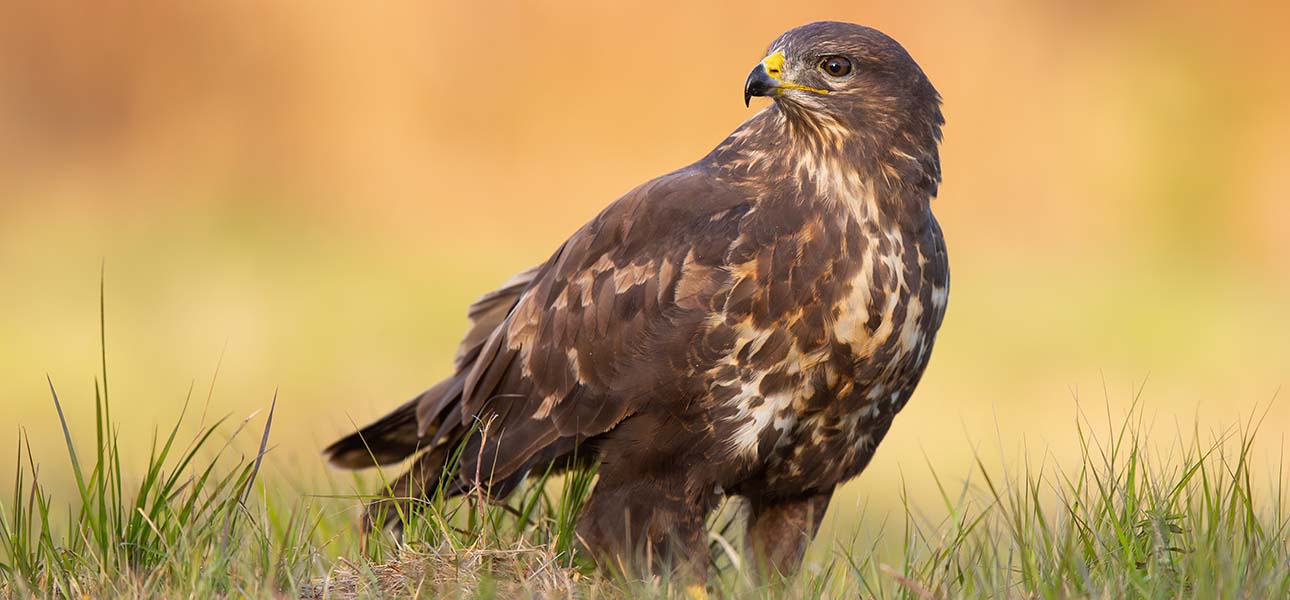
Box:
[452,266,541,371]
[329,161,789,523]
[446,174,749,474]
[323,266,538,469]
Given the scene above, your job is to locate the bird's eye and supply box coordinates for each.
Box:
[819,56,853,78]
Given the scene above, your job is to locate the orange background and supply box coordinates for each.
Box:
[2,1,1287,551]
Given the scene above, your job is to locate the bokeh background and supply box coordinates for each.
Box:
[2,0,1287,558]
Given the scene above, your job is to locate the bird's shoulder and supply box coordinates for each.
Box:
[455,164,792,430]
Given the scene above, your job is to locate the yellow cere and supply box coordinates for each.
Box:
[761,50,830,96]
[761,51,788,80]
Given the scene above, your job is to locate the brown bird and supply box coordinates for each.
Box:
[326,20,948,581]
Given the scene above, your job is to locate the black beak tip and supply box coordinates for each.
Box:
[743,63,775,108]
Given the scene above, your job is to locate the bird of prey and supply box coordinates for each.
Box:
[326,20,948,580]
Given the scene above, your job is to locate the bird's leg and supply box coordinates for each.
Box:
[744,489,833,578]
[576,469,717,587]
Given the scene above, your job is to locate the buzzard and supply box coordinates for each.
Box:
[326,21,948,580]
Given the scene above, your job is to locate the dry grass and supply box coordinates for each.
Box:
[301,544,582,600]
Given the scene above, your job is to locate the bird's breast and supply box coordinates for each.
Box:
[714,208,948,490]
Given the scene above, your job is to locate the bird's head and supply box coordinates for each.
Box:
[744,22,942,146]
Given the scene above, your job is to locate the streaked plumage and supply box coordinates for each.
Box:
[326,21,948,579]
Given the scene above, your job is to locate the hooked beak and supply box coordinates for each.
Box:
[743,51,830,107]
[744,62,776,107]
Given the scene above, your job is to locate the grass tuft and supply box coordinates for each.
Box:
[1,288,1287,597]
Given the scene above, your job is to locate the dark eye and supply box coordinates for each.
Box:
[819,55,852,78]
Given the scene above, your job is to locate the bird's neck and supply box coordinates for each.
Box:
[707,104,941,230]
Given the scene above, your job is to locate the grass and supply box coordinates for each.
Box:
[1,293,1287,598]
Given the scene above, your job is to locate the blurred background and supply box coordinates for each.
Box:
[2,0,1287,556]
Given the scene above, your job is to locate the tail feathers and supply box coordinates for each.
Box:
[326,374,470,469]
[330,265,542,528]
[325,398,425,469]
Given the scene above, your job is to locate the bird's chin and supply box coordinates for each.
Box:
[772,90,828,111]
